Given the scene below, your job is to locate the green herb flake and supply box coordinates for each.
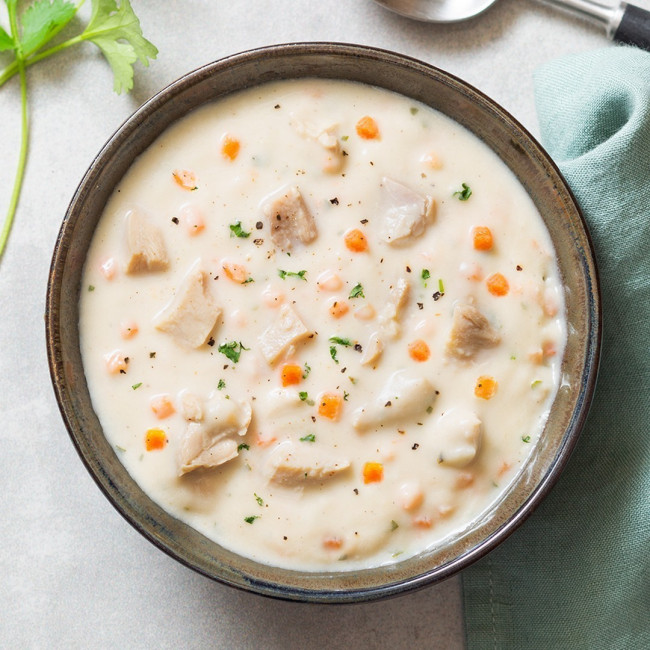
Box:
[426,405,433,414]
[88,285,95,292]
[302,362,312,379]
[237,443,250,452]
[131,382,142,390]
[115,445,126,453]
[438,278,445,294]
[242,277,254,284]
[217,379,226,390]
[421,269,430,286]
[391,520,399,531]
[217,341,249,363]
[278,269,307,281]
[349,283,365,299]
[343,391,349,401]
[522,435,531,443]
[300,433,316,443]
[254,493,264,506]
[244,515,260,524]
[329,336,353,347]
[330,346,339,364]
[229,221,251,238]
[341,135,349,141]
[453,183,472,201]
[531,380,543,389]
[409,107,419,115]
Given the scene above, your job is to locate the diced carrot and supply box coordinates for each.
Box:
[455,472,475,489]
[344,228,368,253]
[281,364,302,387]
[528,349,544,364]
[318,392,343,421]
[354,304,376,320]
[542,340,557,357]
[412,515,433,528]
[356,115,380,140]
[104,350,128,374]
[180,204,205,235]
[475,375,498,400]
[473,226,494,251]
[399,483,424,511]
[408,339,431,362]
[100,257,116,280]
[150,394,176,419]
[120,320,139,339]
[486,272,509,296]
[316,270,343,291]
[363,461,384,484]
[323,536,343,550]
[172,169,198,191]
[222,260,249,284]
[221,134,240,161]
[145,428,167,451]
[329,300,349,319]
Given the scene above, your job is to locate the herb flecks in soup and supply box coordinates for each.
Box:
[80,79,566,571]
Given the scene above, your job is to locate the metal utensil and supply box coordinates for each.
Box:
[373,0,650,51]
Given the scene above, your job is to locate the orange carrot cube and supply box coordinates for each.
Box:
[329,300,349,319]
[318,392,343,421]
[473,226,494,251]
[281,364,302,387]
[486,272,509,296]
[356,115,380,139]
[344,228,368,253]
[323,536,343,550]
[408,339,431,362]
[221,134,240,161]
[363,461,384,484]
[475,375,498,400]
[145,428,167,451]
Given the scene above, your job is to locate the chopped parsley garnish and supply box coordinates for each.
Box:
[217,379,226,390]
[298,391,315,406]
[242,277,254,284]
[531,380,543,388]
[88,285,95,292]
[343,391,349,401]
[349,283,365,299]
[426,405,433,414]
[229,221,251,238]
[254,493,264,506]
[341,135,349,141]
[391,520,399,531]
[300,433,316,443]
[421,269,430,286]
[522,435,531,443]
[438,278,445,294]
[244,515,260,524]
[329,336,353,347]
[453,183,473,201]
[330,346,339,364]
[217,340,249,363]
[237,443,250,452]
[302,362,312,379]
[278,269,307,281]
[131,382,142,390]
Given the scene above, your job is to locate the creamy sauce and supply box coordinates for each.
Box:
[79,79,566,571]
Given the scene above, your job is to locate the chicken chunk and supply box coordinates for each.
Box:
[154,261,221,348]
[378,178,436,246]
[263,186,317,251]
[259,304,313,365]
[360,332,384,366]
[354,371,437,430]
[292,118,346,173]
[266,441,351,486]
[178,392,252,475]
[446,302,500,359]
[378,277,410,340]
[124,208,169,273]
[435,408,482,468]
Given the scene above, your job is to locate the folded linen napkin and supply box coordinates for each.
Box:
[462,47,650,649]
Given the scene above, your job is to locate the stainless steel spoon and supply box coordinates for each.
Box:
[373,0,650,51]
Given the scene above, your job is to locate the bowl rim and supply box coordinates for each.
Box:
[46,41,601,603]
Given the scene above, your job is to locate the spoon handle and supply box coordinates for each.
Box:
[614,3,650,50]
[543,0,650,51]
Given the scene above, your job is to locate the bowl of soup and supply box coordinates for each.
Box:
[46,43,600,602]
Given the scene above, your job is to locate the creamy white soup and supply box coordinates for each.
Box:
[79,79,566,571]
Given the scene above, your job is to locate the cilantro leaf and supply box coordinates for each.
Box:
[329,336,353,347]
[20,0,77,55]
[453,182,472,201]
[217,340,248,363]
[299,433,316,443]
[278,269,307,281]
[244,515,260,524]
[329,346,339,364]
[229,221,251,238]
[349,283,365,299]
[81,0,158,94]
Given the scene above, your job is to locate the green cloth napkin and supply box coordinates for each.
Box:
[462,46,650,649]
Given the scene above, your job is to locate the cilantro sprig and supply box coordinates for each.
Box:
[218,340,249,363]
[0,0,158,262]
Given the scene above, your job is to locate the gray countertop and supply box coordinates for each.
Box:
[1,0,642,647]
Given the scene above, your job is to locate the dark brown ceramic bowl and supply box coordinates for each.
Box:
[46,43,600,603]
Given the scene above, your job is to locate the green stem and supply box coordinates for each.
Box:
[0,6,29,262]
